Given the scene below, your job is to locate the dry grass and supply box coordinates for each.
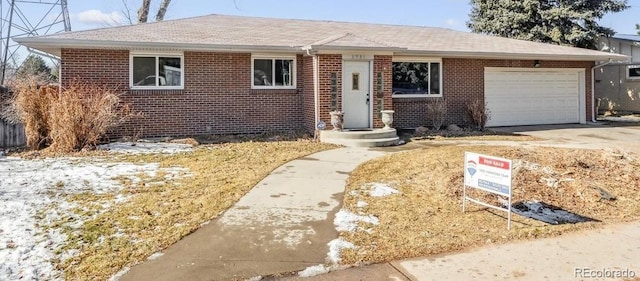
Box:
[55,140,336,281]
[339,145,640,265]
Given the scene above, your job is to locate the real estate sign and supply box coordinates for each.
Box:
[463,152,513,229]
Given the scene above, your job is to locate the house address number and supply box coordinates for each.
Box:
[350,54,367,60]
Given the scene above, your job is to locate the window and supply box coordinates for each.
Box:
[352,73,360,90]
[252,56,295,89]
[131,53,183,89]
[628,65,640,80]
[392,59,442,97]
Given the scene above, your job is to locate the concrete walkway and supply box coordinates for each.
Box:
[280,221,640,281]
[395,221,640,281]
[120,147,386,281]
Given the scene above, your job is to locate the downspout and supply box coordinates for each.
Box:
[306,48,320,139]
[590,59,614,123]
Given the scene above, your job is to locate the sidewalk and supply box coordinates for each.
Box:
[120,147,386,281]
[280,221,640,281]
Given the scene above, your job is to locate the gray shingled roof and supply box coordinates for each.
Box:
[15,14,628,61]
[612,34,640,42]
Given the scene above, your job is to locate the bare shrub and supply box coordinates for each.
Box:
[48,83,134,152]
[426,98,447,130]
[8,76,135,152]
[4,74,56,149]
[465,97,490,130]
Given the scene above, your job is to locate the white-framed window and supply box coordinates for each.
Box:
[252,55,296,89]
[627,65,640,80]
[392,57,442,98]
[130,52,184,89]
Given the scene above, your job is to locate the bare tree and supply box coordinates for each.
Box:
[137,0,151,23]
[121,0,134,24]
[155,0,172,22]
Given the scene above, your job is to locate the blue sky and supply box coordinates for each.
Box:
[67,0,640,35]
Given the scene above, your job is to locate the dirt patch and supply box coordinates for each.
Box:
[339,145,640,265]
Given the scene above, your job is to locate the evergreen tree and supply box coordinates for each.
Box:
[467,0,628,49]
[16,55,52,80]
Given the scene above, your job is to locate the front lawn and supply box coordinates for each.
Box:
[337,145,640,265]
[2,140,335,281]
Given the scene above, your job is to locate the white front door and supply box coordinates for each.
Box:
[342,61,371,129]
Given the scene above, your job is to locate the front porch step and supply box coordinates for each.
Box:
[320,128,398,140]
[319,129,400,147]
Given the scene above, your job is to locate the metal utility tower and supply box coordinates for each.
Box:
[0,0,71,84]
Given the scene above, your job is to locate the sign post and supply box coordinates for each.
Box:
[463,152,513,230]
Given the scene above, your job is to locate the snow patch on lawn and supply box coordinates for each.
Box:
[298,264,331,277]
[0,155,189,281]
[107,266,130,281]
[367,182,399,197]
[297,238,355,277]
[327,237,356,264]
[147,252,164,260]
[601,115,640,123]
[356,201,369,208]
[98,142,193,154]
[334,210,379,232]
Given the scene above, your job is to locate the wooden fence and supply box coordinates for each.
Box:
[0,119,26,148]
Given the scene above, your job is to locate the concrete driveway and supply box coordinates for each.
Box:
[492,123,640,154]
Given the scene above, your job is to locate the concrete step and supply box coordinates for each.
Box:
[320,129,398,140]
[321,137,400,148]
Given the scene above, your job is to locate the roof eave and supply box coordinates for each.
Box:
[303,44,407,52]
[396,50,630,62]
[14,37,303,54]
[15,38,630,62]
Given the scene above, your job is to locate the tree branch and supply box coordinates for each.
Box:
[137,0,151,23]
[155,0,172,22]
[121,0,134,25]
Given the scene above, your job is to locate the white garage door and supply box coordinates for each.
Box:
[485,68,582,127]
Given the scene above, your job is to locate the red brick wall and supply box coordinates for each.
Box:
[372,55,394,128]
[317,54,342,130]
[393,58,594,128]
[61,49,306,137]
[60,50,595,136]
[301,55,316,133]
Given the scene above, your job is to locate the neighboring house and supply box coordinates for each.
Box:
[596,34,640,114]
[15,15,626,138]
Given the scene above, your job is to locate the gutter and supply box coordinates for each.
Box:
[395,50,628,62]
[303,45,407,53]
[14,37,303,53]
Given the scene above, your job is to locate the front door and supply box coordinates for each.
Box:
[342,61,371,129]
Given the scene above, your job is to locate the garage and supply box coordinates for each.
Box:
[484,68,585,127]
